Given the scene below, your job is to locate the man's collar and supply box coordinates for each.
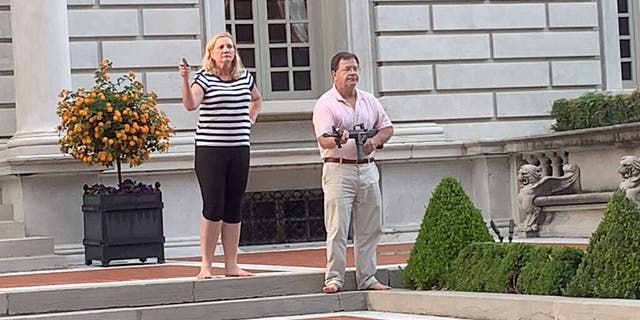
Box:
[332,85,360,103]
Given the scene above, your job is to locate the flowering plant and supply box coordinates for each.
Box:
[83,179,161,196]
[56,59,174,187]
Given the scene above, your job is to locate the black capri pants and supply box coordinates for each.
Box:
[195,146,250,223]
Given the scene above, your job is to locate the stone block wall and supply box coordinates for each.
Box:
[65,0,203,133]
[374,1,601,141]
[0,0,206,140]
[0,0,14,139]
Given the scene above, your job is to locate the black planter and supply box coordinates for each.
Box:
[82,191,165,266]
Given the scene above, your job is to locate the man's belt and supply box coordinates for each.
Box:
[323,157,375,164]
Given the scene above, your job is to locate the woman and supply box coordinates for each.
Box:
[178,32,262,279]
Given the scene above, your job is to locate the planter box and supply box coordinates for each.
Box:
[82,191,165,266]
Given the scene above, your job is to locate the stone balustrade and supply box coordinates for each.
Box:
[503,123,640,238]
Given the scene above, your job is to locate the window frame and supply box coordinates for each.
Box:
[620,0,640,88]
[225,0,318,100]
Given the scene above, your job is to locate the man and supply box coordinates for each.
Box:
[312,51,394,293]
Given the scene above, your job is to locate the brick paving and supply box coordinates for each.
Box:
[0,243,412,289]
[0,241,590,290]
[178,243,412,268]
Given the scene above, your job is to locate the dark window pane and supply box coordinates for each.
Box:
[226,24,232,34]
[235,0,253,19]
[622,61,633,80]
[238,48,255,68]
[267,0,285,19]
[293,71,311,91]
[619,17,630,36]
[618,0,628,13]
[289,0,307,20]
[268,24,287,43]
[621,40,631,58]
[271,72,290,91]
[270,48,288,67]
[292,47,309,66]
[225,0,231,19]
[290,23,308,43]
[235,24,254,44]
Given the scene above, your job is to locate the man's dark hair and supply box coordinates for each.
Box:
[330,52,359,72]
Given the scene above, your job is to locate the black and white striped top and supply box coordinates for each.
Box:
[192,69,254,147]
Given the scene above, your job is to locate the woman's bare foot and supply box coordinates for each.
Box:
[196,268,214,279]
[366,281,391,290]
[225,266,253,277]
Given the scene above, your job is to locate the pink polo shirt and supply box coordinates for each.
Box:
[312,86,393,160]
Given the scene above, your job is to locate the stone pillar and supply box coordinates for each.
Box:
[472,156,513,231]
[346,0,375,92]
[8,0,71,147]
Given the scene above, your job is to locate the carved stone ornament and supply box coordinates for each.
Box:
[619,155,640,205]
[517,163,581,234]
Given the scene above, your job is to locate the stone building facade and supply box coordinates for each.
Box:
[0,0,636,253]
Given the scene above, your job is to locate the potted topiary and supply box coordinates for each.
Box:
[56,59,174,266]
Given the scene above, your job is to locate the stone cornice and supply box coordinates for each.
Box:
[503,122,640,153]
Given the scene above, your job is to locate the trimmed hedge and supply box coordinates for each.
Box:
[402,176,493,290]
[519,246,583,296]
[550,90,640,132]
[566,191,640,298]
[446,242,583,295]
[445,242,528,293]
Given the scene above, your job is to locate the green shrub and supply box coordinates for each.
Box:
[446,242,533,293]
[402,176,493,290]
[566,191,640,298]
[445,242,506,292]
[518,246,583,296]
[550,90,640,131]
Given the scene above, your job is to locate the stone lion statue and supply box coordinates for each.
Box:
[517,163,581,234]
[619,155,640,204]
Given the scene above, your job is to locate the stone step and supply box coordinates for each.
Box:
[0,237,55,258]
[4,274,640,320]
[0,204,12,221]
[0,268,399,317]
[0,221,25,239]
[1,291,367,320]
[0,254,67,274]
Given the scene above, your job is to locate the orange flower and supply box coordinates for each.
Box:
[55,58,174,179]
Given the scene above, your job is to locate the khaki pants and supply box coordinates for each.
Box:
[322,162,382,290]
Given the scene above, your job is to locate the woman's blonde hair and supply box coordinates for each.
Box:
[201,32,244,79]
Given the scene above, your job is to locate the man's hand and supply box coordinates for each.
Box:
[363,137,377,155]
[338,128,349,147]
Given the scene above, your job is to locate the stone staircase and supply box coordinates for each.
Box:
[1,268,639,319]
[0,202,67,273]
[0,270,385,319]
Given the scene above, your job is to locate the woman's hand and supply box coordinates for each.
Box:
[178,58,191,79]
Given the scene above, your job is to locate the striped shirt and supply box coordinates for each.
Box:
[192,69,255,147]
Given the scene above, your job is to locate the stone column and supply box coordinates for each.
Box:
[8,0,71,147]
[346,0,375,92]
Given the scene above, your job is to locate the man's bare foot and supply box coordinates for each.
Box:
[366,281,391,290]
[225,266,253,277]
[196,268,214,279]
[322,283,341,294]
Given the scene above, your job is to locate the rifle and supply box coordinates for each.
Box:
[322,123,381,161]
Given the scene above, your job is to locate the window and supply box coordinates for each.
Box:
[619,0,640,87]
[225,0,314,99]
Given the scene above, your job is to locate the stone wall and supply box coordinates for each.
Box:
[374,0,601,141]
[0,0,623,251]
[0,0,14,139]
